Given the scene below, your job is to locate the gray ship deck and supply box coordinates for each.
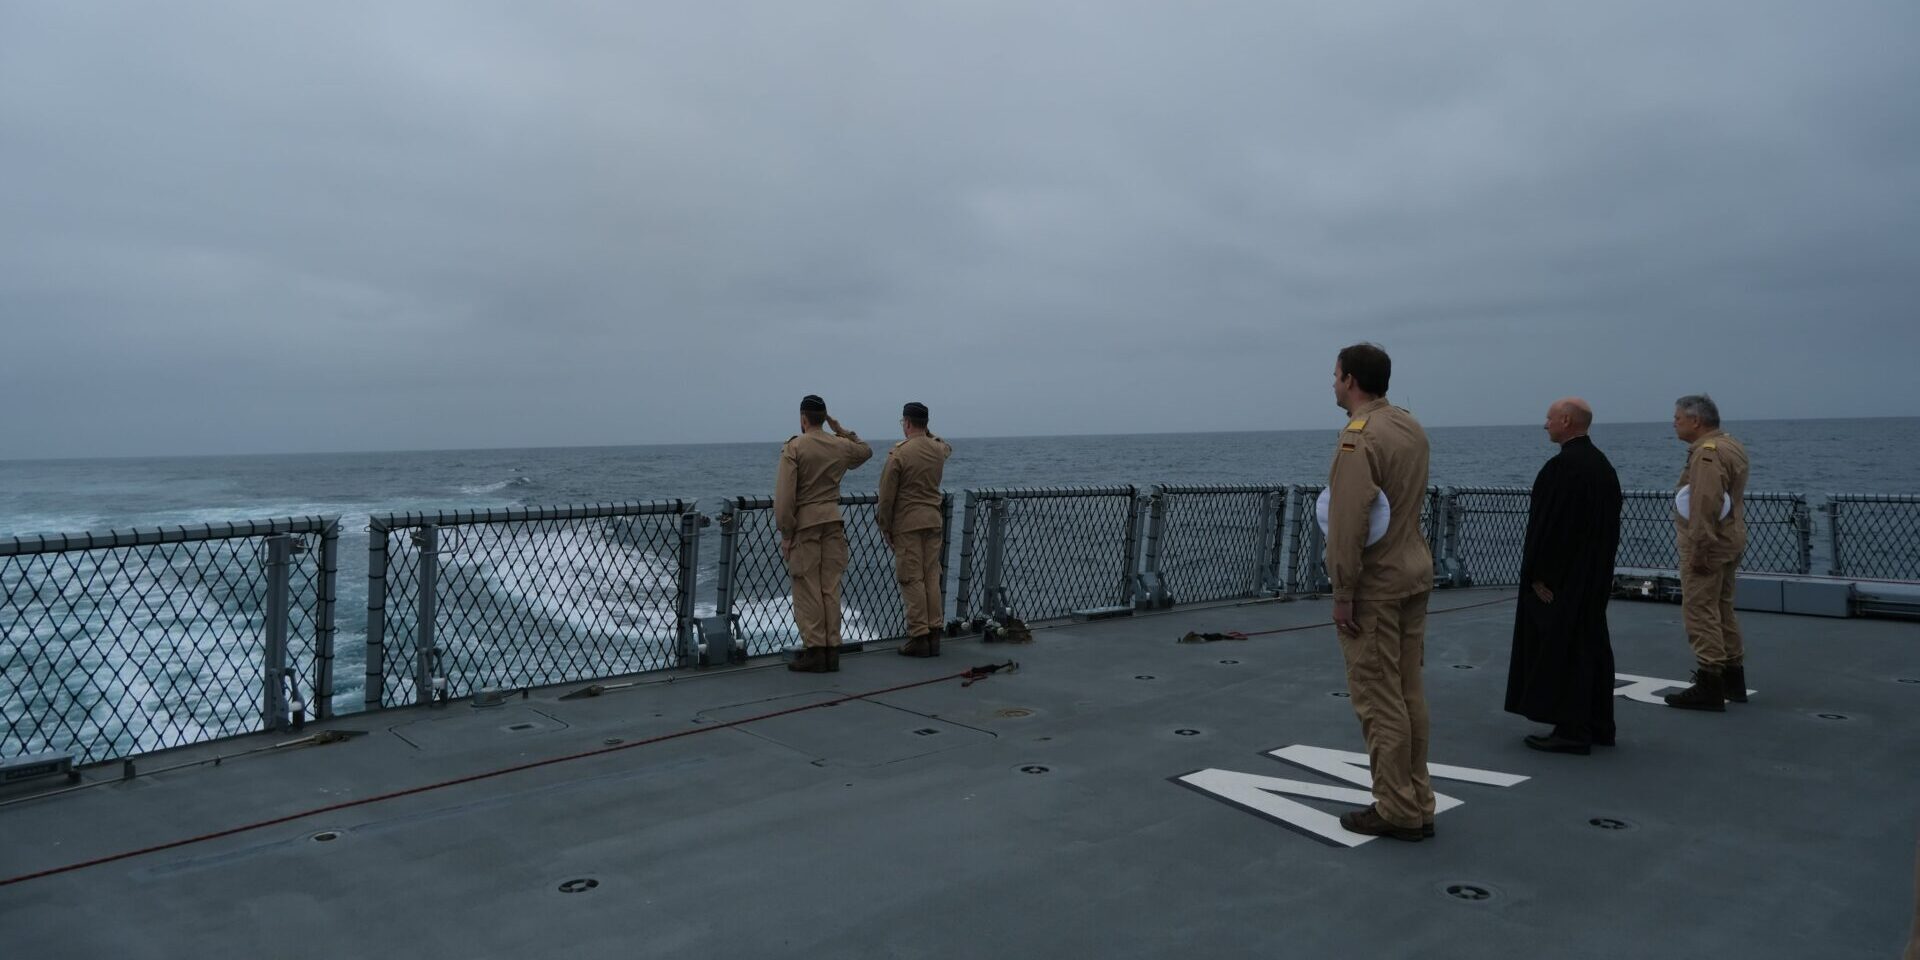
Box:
[2,589,1915,958]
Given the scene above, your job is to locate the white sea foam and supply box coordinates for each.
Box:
[456,476,537,496]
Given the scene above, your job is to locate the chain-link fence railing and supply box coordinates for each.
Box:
[1447,487,1531,588]
[1826,494,1920,579]
[2,517,338,767]
[1139,485,1287,606]
[1615,490,1680,572]
[1453,487,1813,587]
[955,487,1139,624]
[365,502,695,708]
[711,494,954,657]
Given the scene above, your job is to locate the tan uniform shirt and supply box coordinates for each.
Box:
[1326,397,1434,603]
[1674,429,1749,564]
[775,429,873,538]
[877,434,952,537]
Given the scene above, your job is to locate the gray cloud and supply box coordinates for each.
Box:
[3,1,1916,458]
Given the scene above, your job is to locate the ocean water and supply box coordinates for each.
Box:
[5,417,1915,539]
[2,417,1916,754]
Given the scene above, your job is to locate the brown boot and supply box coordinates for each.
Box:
[823,644,840,672]
[924,631,941,657]
[787,646,828,673]
[898,635,931,657]
[1663,667,1725,712]
[1723,662,1748,703]
[1338,805,1424,842]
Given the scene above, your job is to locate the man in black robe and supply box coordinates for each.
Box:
[1505,397,1623,754]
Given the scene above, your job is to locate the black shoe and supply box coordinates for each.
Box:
[1724,663,1748,703]
[1423,821,1436,839]
[823,644,840,672]
[1663,668,1726,712]
[1338,805,1424,842]
[1525,733,1592,755]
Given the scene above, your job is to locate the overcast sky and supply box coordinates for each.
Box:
[2,2,1916,459]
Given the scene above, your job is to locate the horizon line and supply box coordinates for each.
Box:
[3,414,1915,465]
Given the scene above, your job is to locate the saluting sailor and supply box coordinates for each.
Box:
[1324,343,1437,842]
[774,395,872,673]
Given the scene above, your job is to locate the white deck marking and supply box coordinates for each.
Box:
[1177,745,1527,847]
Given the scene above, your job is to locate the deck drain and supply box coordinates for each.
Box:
[995,708,1033,719]
[603,738,624,746]
[310,831,340,843]
[1330,691,1350,698]
[913,728,941,736]
[1816,713,1850,721]
[1135,675,1157,681]
[1174,729,1201,737]
[1443,884,1493,903]
[1588,817,1634,831]
[1450,664,1475,670]
[558,878,599,894]
[505,723,536,732]
[1218,659,1240,665]
[1020,765,1051,775]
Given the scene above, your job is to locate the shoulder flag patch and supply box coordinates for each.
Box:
[1345,419,1368,432]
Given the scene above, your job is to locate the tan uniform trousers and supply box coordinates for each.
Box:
[1680,553,1744,668]
[892,529,944,638]
[1339,592,1435,829]
[789,523,850,649]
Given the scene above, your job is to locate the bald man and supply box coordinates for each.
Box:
[1504,398,1623,753]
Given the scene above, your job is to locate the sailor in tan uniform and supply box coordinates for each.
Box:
[1664,393,1751,711]
[775,395,872,673]
[878,401,953,657]
[1325,343,1437,843]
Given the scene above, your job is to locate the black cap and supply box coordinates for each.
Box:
[799,395,827,413]
[902,401,929,421]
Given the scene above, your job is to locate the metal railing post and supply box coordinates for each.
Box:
[676,509,708,666]
[1282,487,1297,591]
[1306,520,1329,593]
[954,492,979,623]
[1824,498,1844,576]
[1134,487,1168,608]
[1258,489,1287,596]
[314,520,339,720]
[939,493,956,629]
[412,524,442,705]
[1443,488,1468,588]
[1425,487,1449,587]
[364,521,388,710]
[261,534,293,732]
[983,497,1012,621]
[703,499,740,664]
[1122,485,1143,606]
[1792,496,1814,576]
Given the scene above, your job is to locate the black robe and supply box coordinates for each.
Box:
[1504,435,1623,740]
